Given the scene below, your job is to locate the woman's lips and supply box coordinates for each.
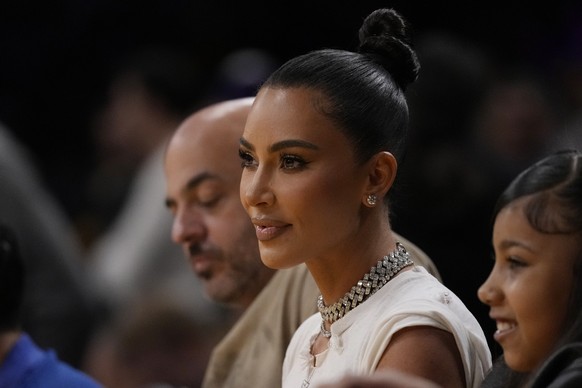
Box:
[252,218,291,241]
[254,224,291,241]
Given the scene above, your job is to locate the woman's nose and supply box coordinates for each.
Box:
[240,167,274,208]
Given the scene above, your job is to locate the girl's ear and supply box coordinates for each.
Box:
[362,151,397,207]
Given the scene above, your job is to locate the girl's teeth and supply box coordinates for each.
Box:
[496,321,515,331]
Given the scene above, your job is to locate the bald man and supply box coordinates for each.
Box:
[164,97,442,388]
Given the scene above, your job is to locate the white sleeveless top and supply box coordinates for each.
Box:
[282,266,492,388]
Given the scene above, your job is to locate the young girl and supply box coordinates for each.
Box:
[238,8,491,388]
[478,148,582,387]
[317,149,582,387]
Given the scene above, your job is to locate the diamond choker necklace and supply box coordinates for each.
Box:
[317,242,413,337]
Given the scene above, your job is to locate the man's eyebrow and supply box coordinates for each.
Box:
[239,137,319,153]
[185,171,218,190]
[164,172,218,208]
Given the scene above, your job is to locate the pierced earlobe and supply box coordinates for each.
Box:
[366,194,377,207]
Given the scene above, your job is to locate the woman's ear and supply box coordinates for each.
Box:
[363,152,397,206]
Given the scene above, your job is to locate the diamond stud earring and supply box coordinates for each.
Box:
[366,194,377,206]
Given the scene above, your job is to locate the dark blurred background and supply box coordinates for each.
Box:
[0,0,578,222]
[1,0,581,375]
[1,1,579,215]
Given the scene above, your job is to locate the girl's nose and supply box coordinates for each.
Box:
[477,271,502,306]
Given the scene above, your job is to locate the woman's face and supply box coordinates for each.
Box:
[239,87,370,269]
[478,196,581,372]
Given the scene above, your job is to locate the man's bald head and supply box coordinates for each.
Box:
[164,97,274,309]
[169,97,254,151]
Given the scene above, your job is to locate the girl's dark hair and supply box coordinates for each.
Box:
[0,223,25,330]
[261,8,420,166]
[492,149,582,235]
[489,149,582,386]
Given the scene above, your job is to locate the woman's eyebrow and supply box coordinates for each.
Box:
[270,139,319,152]
[239,137,254,150]
[240,137,319,153]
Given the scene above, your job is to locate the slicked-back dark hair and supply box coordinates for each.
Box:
[261,8,420,167]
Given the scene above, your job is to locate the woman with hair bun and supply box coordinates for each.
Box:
[238,8,491,388]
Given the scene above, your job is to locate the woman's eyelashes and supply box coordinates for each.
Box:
[239,149,256,169]
[238,148,310,171]
[280,153,308,171]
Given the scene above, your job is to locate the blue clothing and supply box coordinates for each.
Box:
[0,334,101,388]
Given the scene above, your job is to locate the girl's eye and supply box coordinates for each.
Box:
[280,154,306,170]
[507,256,527,270]
[239,149,256,168]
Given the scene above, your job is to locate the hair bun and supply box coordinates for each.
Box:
[358,8,420,90]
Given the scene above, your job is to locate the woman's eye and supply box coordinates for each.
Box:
[280,154,306,170]
[239,149,256,168]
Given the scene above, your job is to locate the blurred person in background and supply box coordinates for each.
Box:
[469,70,559,186]
[0,122,98,368]
[391,32,495,354]
[0,222,101,387]
[83,47,282,388]
[204,47,280,101]
[82,297,223,387]
[392,36,561,357]
[83,46,223,323]
[548,5,582,152]
[81,47,229,386]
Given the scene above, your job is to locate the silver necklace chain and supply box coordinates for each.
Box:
[317,242,413,335]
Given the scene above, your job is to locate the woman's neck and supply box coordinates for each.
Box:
[307,226,397,304]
